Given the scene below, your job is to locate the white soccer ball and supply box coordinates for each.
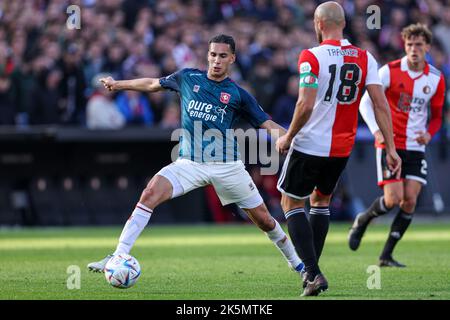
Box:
[104,254,141,289]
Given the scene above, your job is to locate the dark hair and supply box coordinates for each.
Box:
[401,23,432,44]
[208,34,236,54]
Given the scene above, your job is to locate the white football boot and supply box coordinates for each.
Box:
[87,254,114,273]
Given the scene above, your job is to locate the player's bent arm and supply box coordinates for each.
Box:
[427,74,446,137]
[359,92,380,135]
[260,120,287,138]
[366,84,396,152]
[285,86,317,139]
[367,84,402,178]
[101,77,164,92]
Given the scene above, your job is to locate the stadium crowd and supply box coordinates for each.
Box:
[0,0,449,222]
[0,0,449,129]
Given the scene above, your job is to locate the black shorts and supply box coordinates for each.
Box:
[277,149,349,199]
[376,148,427,186]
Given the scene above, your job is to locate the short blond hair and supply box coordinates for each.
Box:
[401,23,432,44]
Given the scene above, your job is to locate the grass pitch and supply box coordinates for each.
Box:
[0,222,449,300]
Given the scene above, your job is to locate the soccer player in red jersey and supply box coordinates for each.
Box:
[349,24,445,267]
[275,1,401,296]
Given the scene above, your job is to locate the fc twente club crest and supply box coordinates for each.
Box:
[220,92,231,104]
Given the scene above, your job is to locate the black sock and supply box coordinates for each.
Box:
[285,207,321,280]
[359,196,390,225]
[380,209,413,259]
[309,206,330,262]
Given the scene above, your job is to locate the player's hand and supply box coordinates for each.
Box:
[373,130,385,145]
[414,131,431,145]
[276,134,292,155]
[99,76,116,91]
[386,149,402,180]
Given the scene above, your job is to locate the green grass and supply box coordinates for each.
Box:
[0,222,449,300]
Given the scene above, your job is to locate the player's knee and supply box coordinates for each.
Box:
[280,201,289,213]
[280,196,297,212]
[401,198,417,212]
[140,186,161,208]
[248,208,274,232]
[257,215,275,232]
[384,193,402,208]
[310,192,331,207]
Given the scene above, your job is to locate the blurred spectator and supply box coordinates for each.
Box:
[115,90,154,126]
[0,72,15,125]
[59,44,87,124]
[272,75,298,128]
[84,42,105,90]
[86,74,125,130]
[433,10,450,56]
[247,56,276,112]
[271,49,294,97]
[29,68,64,125]
[159,100,181,130]
[102,43,126,80]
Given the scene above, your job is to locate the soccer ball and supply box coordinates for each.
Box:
[104,254,141,289]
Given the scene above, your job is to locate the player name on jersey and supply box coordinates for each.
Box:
[326,48,358,57]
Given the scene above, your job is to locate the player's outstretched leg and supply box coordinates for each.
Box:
[349,182,403,251]
[244,203,304,273]
[349,194,397,251]
[87,175,173,272]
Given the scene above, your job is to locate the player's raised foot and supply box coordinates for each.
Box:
[348,213,369,251]
[301,273,328,297]
[87,254,114,273]
[379,257,406,268]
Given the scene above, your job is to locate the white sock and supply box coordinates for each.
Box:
[113,203,152,255]
[265,219,303,271]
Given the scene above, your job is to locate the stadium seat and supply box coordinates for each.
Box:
[29,177,64,226]
[0,181,18,225]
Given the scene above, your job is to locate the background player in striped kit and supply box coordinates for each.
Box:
[86,34,305,283]
[275,1,401,296]
[349,24,445,267]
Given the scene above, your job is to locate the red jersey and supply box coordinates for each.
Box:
[360,56,445,151]
[294,39,381,157]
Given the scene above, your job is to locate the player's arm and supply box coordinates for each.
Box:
[259,120,287,138]
[366,83,401,178]
[275,84,317,154]
[415,74,445,145]
[359,64,390,145]
[363,53,401,178]
[100,76,164,92]
[276,49,318,154]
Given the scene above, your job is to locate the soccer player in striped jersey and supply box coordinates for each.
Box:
[87,34,305,285]
[275,1,401,296]
[349,24,445,267]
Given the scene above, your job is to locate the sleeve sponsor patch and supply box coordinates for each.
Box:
[299,62,312,74]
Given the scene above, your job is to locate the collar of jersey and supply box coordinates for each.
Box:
[320,39,351,46]
[205,72,231,84]
[400,56,429,78]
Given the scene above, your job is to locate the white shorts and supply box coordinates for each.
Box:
[156,159,263,209]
